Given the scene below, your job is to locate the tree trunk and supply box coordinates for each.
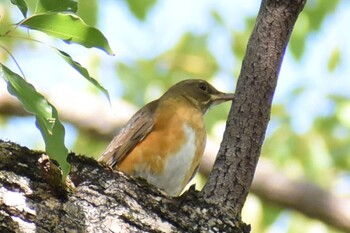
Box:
[202,0,306,216]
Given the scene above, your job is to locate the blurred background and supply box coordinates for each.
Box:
[1,0,350,232]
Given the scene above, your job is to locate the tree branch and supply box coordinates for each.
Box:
[201,0,306,216]
[0,140,250,232]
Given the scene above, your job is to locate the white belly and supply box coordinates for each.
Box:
[135,124,196,196]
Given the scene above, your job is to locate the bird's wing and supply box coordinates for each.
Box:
[98,100,159,168]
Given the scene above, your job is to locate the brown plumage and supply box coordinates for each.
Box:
[98,79,233,196]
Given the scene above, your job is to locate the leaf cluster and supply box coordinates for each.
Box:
[1,0,114,179]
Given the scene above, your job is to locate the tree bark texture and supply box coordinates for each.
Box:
[202,0,306,216]
[0,140,250,232]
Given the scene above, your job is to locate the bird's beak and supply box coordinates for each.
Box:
[210,92,234,106]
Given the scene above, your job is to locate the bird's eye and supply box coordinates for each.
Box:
[198,82,208,91]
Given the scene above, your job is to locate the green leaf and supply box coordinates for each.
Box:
[20,13,114,55]
[56,49,111,103]
[211,10,225,26]
[11,0,28,17]
[304,0,339,31]
[261,202,282,228]
[125,0,157,20]
[328,47,341,72]
[289,13,309,60]
[289,0,340,60]
[25,0,77,14]
[1,64,70,180]
[77,0,98,26]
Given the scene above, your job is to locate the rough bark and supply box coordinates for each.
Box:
[0,140,250,232]
[201,0,306,216]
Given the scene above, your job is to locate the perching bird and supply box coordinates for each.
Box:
[98,79,233,196]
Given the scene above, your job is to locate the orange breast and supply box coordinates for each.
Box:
[117,97,206,196]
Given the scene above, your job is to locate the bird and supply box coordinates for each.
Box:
[98,79,234,196]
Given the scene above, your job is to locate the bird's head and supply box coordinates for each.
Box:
[162,79,234,114]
